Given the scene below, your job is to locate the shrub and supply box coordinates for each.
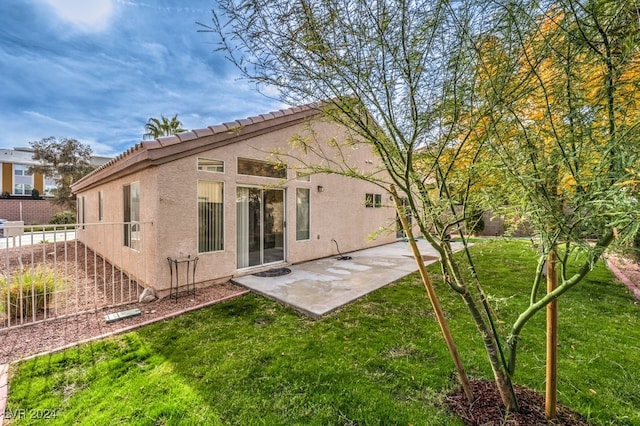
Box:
[0,266,64,319]
[50,211,76,224]
[31,188,40,199]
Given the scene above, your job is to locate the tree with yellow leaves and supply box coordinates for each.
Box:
[207,0,640,418]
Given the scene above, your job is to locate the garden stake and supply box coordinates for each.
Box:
[546,249,558,419]
[390,184,474,403]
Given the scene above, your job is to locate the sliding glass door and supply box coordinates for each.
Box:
[237,187,285,268]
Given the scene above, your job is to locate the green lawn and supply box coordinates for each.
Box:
[6,240,640,425]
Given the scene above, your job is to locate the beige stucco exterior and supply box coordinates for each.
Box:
[73,106,397,296]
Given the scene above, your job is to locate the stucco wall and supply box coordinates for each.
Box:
[76,117,397,295]
[75,166,160,290]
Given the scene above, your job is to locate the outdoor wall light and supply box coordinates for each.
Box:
[317,185,324,193]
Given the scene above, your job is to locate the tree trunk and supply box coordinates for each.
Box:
[438,242,518,411]
[393,184,519,412]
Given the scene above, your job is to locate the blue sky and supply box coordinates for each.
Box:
[0,0,286,157]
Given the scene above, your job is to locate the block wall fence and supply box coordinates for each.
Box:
[0,198,67,224]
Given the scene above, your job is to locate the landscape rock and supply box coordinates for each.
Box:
[139,287,157,303]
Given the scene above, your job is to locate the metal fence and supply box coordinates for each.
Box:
[0,222,149,330]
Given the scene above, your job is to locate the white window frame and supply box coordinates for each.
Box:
[44,174,58,197]
[197,158,225,173]
[198,180,225,253]
[296,187,310,241]
[123,182,140,250]
[77,196,86,229]
[98,191,104,222]
[237,157,287,179]
[13,164,34,195]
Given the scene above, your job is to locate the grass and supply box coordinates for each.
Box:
[24,225,75,233]
[6,239,640,425]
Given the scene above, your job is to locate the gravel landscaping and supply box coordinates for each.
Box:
[0,282,248,363]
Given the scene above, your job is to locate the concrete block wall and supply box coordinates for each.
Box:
[478,211,530,237]
[0,199,67,225]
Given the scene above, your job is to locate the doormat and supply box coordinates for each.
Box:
[252,267,292,277]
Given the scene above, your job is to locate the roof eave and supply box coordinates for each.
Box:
[71,105,321,193]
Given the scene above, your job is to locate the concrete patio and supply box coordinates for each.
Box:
[232,239,465,318]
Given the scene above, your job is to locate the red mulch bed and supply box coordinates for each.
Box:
[446,379,589,425]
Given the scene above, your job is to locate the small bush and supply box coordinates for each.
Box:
[31,188,40,199]
[0,266,64,318]
[50,211,76,224]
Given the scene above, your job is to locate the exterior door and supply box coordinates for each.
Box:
[237,187,285,268]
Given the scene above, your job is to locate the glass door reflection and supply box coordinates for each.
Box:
[237,187,285,268]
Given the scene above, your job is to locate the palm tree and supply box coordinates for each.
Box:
[143,114,186,139]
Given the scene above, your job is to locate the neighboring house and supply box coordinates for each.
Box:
[0,147,110,197]
[71,104,397,297]
[1,147,54,196]
[0,148,111,224]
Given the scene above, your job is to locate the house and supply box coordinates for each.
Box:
[1,147,58,197]
[71,104,397,297]
[0,147,110,197]
[0,148,111,224]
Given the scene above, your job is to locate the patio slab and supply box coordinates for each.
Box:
[232,239,465,318]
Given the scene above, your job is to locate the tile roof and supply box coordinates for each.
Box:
[72,103,321,193]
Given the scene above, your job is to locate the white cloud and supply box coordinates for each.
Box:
[38,0,115,32]
[23,110,78,130]
[80,138,121,157]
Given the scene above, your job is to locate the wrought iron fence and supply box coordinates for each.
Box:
[0,222,150,330]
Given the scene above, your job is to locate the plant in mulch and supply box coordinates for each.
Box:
[49,210,76,225]
[0,265,64,320]
[447,380,589,426]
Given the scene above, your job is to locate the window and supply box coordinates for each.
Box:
[77,196,86,228]
[296,188,310,240]
[365,193,382,208]
[123,182,140,250]
[198,181,224,252]
[237,157,287,179]
[198,158,224,173]
[98,191,104,221]
[13,165,33,195]
[44,175,57,197]
[365,193,374,208]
